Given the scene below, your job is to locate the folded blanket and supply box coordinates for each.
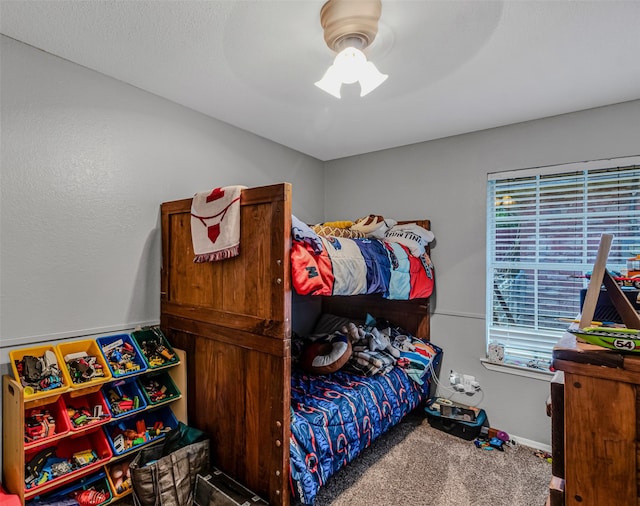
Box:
[190,185,246,262]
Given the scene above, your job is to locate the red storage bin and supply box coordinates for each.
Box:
[24,430,113,495]
[24,396,71,449]
[63,390,111,432]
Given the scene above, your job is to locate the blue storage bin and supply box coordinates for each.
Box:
[96,334,148,378]
[103,406,178,457]
[102,378,147,419]
[29,470,112,506]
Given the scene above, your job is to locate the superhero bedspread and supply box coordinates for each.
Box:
[289,340,442,505]
[291,216,435,300]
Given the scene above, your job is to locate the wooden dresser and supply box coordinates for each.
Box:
[551,338,640,506]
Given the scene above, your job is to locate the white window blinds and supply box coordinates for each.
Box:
[486,157,640,369]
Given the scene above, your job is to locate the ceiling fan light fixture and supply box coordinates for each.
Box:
[315,0,387,98]
[358,60,388,97]
[315,46,387,98]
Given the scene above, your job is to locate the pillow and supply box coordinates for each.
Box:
[311,223,365,238]
[312,313,354,335]
[300,333,352,375]
[384,223,435,256]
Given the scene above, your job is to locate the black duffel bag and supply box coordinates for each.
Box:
[130,422,210,506]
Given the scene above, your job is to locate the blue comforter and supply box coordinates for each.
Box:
[289,343,442,504]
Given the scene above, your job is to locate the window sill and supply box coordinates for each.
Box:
[479,358,554,382]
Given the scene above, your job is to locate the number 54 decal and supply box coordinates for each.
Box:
[613,339,637,350]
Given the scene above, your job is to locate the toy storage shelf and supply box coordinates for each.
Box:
[2,348,187,504]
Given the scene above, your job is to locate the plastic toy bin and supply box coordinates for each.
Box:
[24,396,72,449]
[103,406,178,457]
[56,339,112,395]
[137,371,181,406]
[10,345,69,403]
[24,429,113,495]
[102,379,147,419]
[29,470,112,506]
[106,456,134,498]
[131,327,179,370]
[63,390,111,431]
[96,334,148,378]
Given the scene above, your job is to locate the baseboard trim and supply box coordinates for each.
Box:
[511,435,551,453]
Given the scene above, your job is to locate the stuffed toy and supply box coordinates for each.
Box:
[351,215,397,239]
[340,322,360,344]
[366,327,400,358]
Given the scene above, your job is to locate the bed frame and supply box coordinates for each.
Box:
[160,182,433,506]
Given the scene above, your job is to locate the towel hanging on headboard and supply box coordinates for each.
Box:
[190,185,246,262]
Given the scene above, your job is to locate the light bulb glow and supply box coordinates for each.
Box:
[315,46,388,98]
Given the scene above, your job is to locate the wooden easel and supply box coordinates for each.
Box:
[579,233,640,330]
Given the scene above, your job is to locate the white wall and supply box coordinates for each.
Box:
[323,99,640,446]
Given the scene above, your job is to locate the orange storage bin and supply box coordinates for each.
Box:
[106,456,134,499]
[56,339,112,395]
[10,345,69,403]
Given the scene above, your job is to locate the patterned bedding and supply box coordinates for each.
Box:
[289,341,443,505]
[291,237,434,300]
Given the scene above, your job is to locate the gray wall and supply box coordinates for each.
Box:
[323,99,640,446]
[1,35,324,350]
[0,35,324,469]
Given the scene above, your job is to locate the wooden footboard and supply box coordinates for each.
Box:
[161,183,292,505]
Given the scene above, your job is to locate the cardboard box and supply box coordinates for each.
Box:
[194,468,268,506]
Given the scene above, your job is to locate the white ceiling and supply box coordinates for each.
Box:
[2,0,640,161]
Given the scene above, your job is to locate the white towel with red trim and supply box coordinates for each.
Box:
[190,185,246,262]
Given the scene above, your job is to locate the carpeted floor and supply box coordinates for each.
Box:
[310,412,551,506]
[120,411,551,506]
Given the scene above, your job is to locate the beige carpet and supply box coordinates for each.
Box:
[120,412,551,506]
[311,411,551,506]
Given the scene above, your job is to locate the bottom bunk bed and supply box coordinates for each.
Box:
[289,322,442,505]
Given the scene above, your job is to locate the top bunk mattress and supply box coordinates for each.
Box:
[291,216,435,300]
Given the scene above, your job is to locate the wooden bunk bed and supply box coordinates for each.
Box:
[160,182,439,506]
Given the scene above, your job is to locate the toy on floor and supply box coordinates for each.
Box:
[534,450,553,463]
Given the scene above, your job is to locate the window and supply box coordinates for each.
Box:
[486,156,640,370]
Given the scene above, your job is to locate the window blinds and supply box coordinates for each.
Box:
[486,157,640,367]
